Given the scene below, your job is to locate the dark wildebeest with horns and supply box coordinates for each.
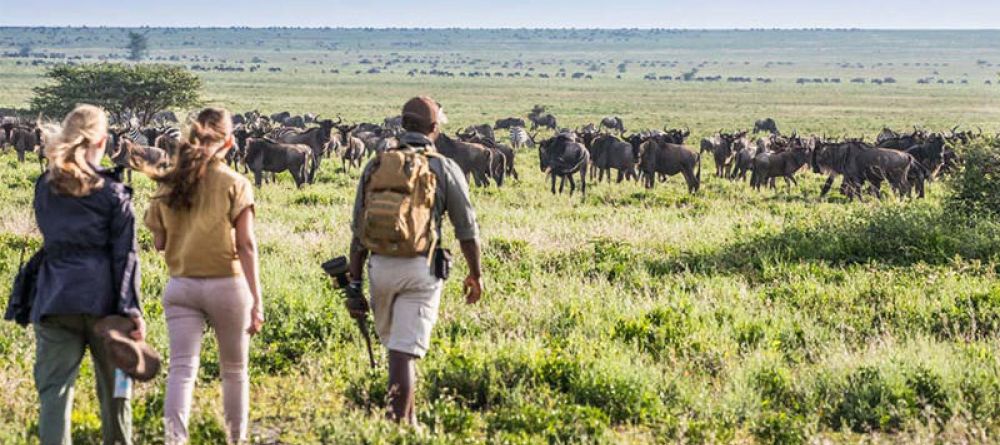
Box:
[528,110,558,131]
[638,136,701,193]
[753,118,779,135]
[283,115,306,129]
[11,125,42,164]
[599,116,626,135]
[333,122,366,172]
[459,125,497,147]
[494,117,526,130]
[730,136,755,181]
[589,134,638,183]
[701,130,745,178]
[749,141,811,191]
[277,118,336,182]
[435,133,495,187]
[384,115,403,132]
[270,111,292,124]
[538,132,590,199]
[112,138,169,183]
[811,140,925,200]
[152,110,178,123]
[244,138,313,188]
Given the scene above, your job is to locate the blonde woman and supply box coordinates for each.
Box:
[32,104,144,445]
[144,107,264,444]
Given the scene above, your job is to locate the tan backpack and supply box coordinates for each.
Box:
[360,148,441,257]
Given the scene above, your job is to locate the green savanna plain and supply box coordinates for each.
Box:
[1,28,1000,444]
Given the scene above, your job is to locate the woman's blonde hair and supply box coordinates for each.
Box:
[148,107,232,210]
[43,104,108,197]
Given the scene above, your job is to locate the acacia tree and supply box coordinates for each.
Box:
[126,31,148,61]
[31,63,202,126]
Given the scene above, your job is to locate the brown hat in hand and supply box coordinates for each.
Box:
[93,315,162,382]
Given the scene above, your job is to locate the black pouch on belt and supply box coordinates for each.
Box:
[433,248,452,280]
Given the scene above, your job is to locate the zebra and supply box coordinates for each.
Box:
[510,126,535,150]
[123,126,150,146]
[153,126,182,158]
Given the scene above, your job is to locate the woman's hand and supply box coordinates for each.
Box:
[248,303,265,336]
[129,315,146,341]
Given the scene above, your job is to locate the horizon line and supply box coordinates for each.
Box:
[2,25,1000,32]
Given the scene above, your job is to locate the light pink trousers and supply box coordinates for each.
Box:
[162,276,251,445]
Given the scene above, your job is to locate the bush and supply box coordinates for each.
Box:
[948,138,1000,219]
[488,402,609,443]
[821,364,953,433]
[612,300,699,359]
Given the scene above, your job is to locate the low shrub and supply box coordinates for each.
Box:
[947,137,1000,219]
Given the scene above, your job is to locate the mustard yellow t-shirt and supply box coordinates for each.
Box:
[144,160,255,277]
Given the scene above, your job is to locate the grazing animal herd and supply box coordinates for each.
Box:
[0,107,985,203]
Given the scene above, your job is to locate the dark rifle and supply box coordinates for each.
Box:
[321,256,377,369]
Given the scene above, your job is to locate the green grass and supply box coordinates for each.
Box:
[1,28,1000,444]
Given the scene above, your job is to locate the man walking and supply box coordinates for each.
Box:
[348,96,483,425]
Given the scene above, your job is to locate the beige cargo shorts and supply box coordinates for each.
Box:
[368,255,444,358]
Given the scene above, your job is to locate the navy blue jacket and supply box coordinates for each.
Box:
[31,167,142,322]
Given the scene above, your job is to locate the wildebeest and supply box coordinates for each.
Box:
[599,116,626,135]
[284,115,306,129]
[494,117,526,130]
[435,133,495,187]
[278,119,336,181]
[244,138,313,188]
[811,140,923,200]
[877,126,928,150]
[730,137,755,180]
[661,127,691,144]
[528,110,558,131]
[753,118,779,135]
[383,115,403,132]
[152,110,178,124]
[637,137,701,193]
[538,133,589,199]
[11,125,41,164]
[749,142,811,191]
[270,111,292,124]
[113,138,169,183]
[458,124,497,147]
[903,133,947,179]
[701,130,745,178]
[589,134,638,183]
[333,123,366,172]
[491,143,518,182]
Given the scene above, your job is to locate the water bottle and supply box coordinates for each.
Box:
[113,368,132,400]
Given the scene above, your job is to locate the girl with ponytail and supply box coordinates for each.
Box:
[32,104,145,444]
[144,107,263,444]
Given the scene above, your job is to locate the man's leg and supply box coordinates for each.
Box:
[387,350,417,424]
[85,316,133,445]
[34,315,86,445]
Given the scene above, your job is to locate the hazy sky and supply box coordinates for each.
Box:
[3,0,999,29]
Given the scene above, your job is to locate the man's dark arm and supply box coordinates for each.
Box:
[349,237,369,283]
[459,239,481,278]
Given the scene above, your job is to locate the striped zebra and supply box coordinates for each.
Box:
[269,126,301,141]
[153,126,182,158]
[509,126,535,150]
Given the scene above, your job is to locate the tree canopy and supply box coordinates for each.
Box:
[30,63,202,126]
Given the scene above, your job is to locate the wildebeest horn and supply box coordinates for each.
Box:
[977,127,983,136]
